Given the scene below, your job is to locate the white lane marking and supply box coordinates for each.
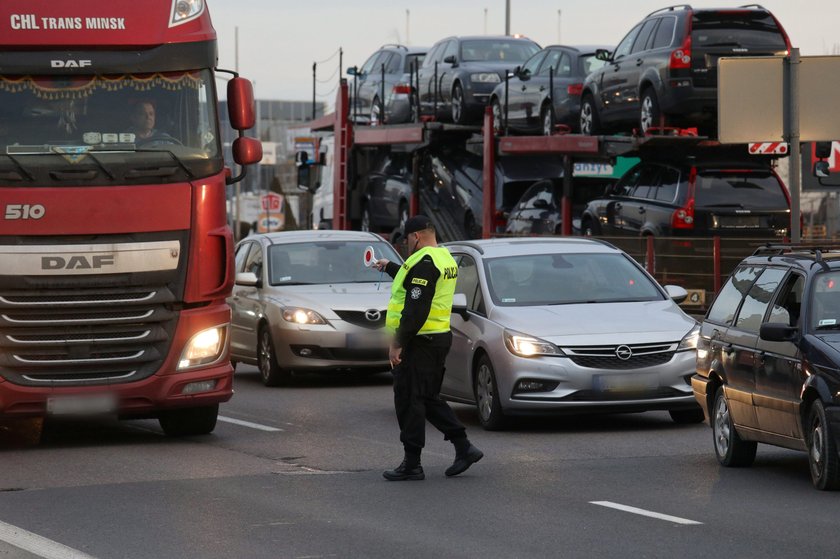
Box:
[0,519,97,559]
[590,501,703,526]
[218,415,284,432]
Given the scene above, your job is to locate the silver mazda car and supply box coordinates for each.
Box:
[228,230,401,386]
[441,237,703,429]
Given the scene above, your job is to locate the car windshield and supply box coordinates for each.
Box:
[268,241,401,286]
[0,69,221,184]
[581,54,608,75]
[460,40,539,62]
[695,171,788,209]
[484,252,663,306]
[812,272,840,330]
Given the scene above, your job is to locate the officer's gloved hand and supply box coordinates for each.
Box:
[374,258,390,272]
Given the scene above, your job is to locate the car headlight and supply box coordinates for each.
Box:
[471,73,501,84]
[282,307,327,325]
[178,325,227,370]
[677,324,701,351]
[504,330,563,357]
[169,0,205,26]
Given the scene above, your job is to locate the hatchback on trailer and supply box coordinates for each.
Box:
[441,237,703,429]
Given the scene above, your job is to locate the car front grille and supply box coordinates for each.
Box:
[333,310,387,330]
[0,287,178,386]
[563,342,677,370]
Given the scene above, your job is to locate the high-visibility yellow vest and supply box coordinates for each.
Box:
[386,246,458,335]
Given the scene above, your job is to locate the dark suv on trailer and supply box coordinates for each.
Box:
[580,159,790,238]
[579,5,791,135]
[693,246,840,490]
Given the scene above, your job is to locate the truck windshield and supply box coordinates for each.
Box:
[0,69,221,184]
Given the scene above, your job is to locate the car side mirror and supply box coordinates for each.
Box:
[235,271,260,287]
[452,292,469,320]
[443,55,457,65]
[346,66,358,77]
[595,49,611,62]
[519,68,531,81]
[815,160,831,178]
[664,285,688,304]
[760,322,799,342]
[532,198,550,209]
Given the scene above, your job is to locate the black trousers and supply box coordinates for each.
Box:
[391,332,466,455]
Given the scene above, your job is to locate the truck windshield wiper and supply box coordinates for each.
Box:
[119,147,195,180]
[0,153,35,181]
[83,152,115,180]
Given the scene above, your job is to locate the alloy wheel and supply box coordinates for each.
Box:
[452,85,464,124]
[258,330,272,384]
[476,363,495,422]
[640,95,654,134]
[713,396,731,458]
[580,102,593,135]
[810,413,826,480]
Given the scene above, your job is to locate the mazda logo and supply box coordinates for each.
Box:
[365,309,382,322]
[615,345,633,360]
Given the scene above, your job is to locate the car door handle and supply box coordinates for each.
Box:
[614,203,622,210]
[638,207,646,214]
[521,85,527,91]
[539,86,545,92]
[613,64,620,71]
[636,59,644,66]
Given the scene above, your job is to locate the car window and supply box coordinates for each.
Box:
[524,184,553,208]
[521,51,547,76]
[631,19,659,54]
[360,51,384,75]
[234,242,253,273]
[243,242,263,277]
[484,252,662,306]
[268,240,400,286]
[695,171,788,209]
[540,51,571,77]
[442,40,458,61]
[707,265,762,325]
[455,255,484,313]
[651,16,677,49]
[384,52,402,74]
[613,23,643,60]
[631,165,660,199]
[613,166,642,196]
[811,272,840,330]
[460,39,540,62]
[735,267,787,332]
[691,11,787,49]
[422,44,442,67]
[657,167,680,202]
[405,53,425,73]
[581,54,608,75]
[767,273,804,327]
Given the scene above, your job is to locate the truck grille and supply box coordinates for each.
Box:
[0,286,178,386]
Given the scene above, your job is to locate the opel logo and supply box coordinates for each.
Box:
[365,309,382,322]
[615,345,633,360]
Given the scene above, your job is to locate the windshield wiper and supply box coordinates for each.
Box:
[127,148,195,180]
[816,324,840,331]
[705,41,745,48]
[83,152,115,180]
[0,153,35,181]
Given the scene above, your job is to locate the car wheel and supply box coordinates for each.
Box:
[669,407,705,424]
[712,386,757,467]
[451,83,466,125]
[581,217,600,236]
[640,89,665,134]
[807,399,840,490]
[361,205,372,232]
[580,95,600,135]
[158,404,219,437]
[474,354,506,430]
[540,103,555,136]
[258,325,289,387]
[491,97,504,134]
[370,97,382,126]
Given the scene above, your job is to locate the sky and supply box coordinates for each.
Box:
[208,0,840,107]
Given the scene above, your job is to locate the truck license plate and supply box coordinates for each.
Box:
[46,394,117,416]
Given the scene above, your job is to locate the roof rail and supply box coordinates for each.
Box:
[380,44,408,50]
[443,241,485,255]
[645,4,692,17]
[751,243,840,258]
[738,4,768,9]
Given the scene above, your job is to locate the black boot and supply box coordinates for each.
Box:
[446,440,483,477]
[383,453,424,481]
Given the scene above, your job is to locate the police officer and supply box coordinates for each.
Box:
[375,215,483,481]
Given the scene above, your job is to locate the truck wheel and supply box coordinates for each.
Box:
[259,325,289,387]
[158,404,219,437]
[712,386,756,467]
[807,399,840,490]
[580,95,600,135]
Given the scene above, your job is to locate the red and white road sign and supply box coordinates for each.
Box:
[748,142,789,155]
[260,192,283,212]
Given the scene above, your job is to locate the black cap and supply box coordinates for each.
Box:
[403,214,433,235]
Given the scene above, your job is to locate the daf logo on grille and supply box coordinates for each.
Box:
[615,345,633,360]
[365,309,382,322]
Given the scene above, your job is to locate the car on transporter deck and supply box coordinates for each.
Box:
[441,237,703,430]
[227,230,401,385]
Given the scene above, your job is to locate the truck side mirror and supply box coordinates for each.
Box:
[227,77,256,131]
[815,160,831,178]
[232,136,262,166]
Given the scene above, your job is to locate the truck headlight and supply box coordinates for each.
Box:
[471,73,501,84]
[170,0,205,26]
[504,330,563,357]
[282,307,327,325]
[178,325,227,370]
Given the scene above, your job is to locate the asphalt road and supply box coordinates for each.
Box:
[1,364,839,559]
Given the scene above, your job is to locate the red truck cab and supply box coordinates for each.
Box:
[0,0,261,435]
